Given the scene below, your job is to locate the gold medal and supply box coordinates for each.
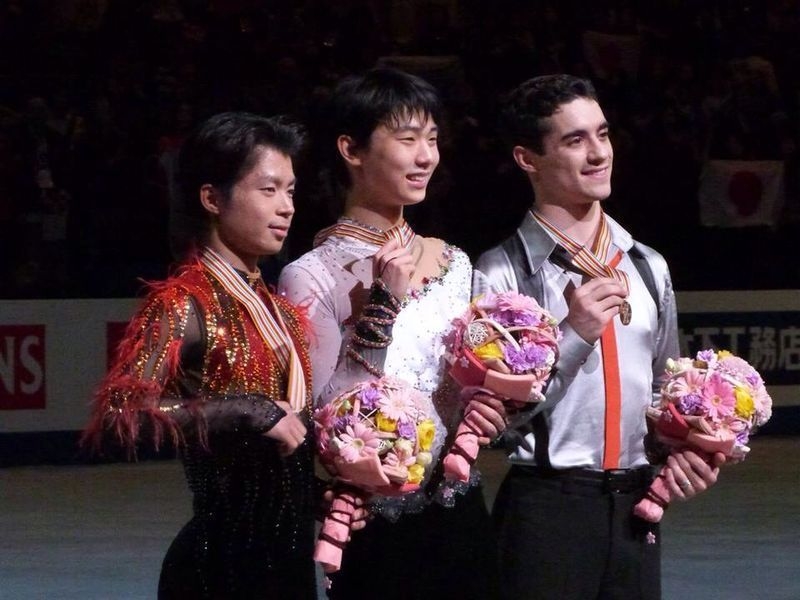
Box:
[619,300,632,326]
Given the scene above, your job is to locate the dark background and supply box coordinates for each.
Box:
[1,0,798,299]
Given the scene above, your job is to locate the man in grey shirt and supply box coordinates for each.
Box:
[474,74,723,600]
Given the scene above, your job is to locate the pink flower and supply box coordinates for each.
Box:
[752,385,773,426]
[377,387,417,422]
[670,367,706,398]
[314,404,337,431]
[495,291,542,315]
[717,354,756,381]
[337,422,379,462]
[699,374,736,421]
[317,429,332,456]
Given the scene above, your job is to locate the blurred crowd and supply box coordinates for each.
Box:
[1,0,798,298]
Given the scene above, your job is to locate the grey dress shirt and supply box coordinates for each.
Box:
[473,211,680,470]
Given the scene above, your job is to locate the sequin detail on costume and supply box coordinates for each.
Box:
[402,244,455,306]
[83,256,317,597]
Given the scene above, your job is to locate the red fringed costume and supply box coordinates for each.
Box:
[83,257,317,599]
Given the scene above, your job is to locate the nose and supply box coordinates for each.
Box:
[277,191,295,217]
[416,139,438,167]
[588,137,611,163]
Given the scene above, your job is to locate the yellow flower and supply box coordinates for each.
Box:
[417,419,436,451]
[734,387,755,419]
[717,350,733,359]
[474,341,503,361]
[375,412,397,432]
[407,463,425,484]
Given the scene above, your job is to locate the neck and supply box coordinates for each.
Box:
[342,194,404,231]
[205,235,260,273]
[533,201,602,246]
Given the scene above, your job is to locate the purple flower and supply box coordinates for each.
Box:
[334,414,356,433]
[397,420,416,440]
[678,393,704,416]
[487,306,540,328]
[494,310,539,328]
[696,349,716,363]
[359,386,381,410]
[504,343,549,374]
[735,429,750,446]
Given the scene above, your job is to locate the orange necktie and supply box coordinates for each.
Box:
[531,211,626,469]
[600,250,624,469]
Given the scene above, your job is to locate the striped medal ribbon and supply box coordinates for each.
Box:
[532,211,631,325]
[313,218,416,249]
[200,247,309,412]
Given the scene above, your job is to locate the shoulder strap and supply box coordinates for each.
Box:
[500,233,552,469]
[501,234,542,299]
[628,245,661,320]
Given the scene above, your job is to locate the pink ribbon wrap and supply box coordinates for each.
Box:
[314,491,359,574]
[634,404,735,523]
[314,454,420,573]
[442,418,482,483]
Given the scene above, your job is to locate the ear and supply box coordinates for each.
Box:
[199,183,221,216]
[337,134,362,167]
[512,145,540,174]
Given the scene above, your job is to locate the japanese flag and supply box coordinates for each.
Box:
[698,160,785,227]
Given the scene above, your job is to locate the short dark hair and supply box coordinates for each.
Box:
[171,111,305,258]
[499,74,598,154]
[323,68,442,190]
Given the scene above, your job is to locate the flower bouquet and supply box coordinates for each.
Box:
[313,376,438,574]
[634,349,772,523]
[443,291,561,483]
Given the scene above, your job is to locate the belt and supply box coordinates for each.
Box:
[510,464,654,494]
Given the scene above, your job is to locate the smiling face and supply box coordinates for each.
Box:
[526,97,613,210]
[347,111,439,212]
[207,145,296,270]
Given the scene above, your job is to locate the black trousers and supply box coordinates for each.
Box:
[493,466,661,600]
[328,485,500,600]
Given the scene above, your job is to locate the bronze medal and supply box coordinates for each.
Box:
[619,300,632,326]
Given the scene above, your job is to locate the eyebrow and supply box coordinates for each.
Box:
[559,121,609,142]
[255,173,296,186]
[393,124,439,134]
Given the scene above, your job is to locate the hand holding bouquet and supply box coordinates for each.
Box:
[313,377,438,573]
[634,349,772,522]
[443,291,561,483]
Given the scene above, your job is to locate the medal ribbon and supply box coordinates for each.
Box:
[532,210,625,469]
[313,218,416,249]
[531,211,630,294]
[201,247,309,412]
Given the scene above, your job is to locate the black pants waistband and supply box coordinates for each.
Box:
[510,464,655,494]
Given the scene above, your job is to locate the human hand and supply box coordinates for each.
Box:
[464,391,507,445]
[565,276,628,343]
[372,239,415,300]
[263,400,307,456]
[664,449,725,500]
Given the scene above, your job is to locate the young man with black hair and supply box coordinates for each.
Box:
[474,75,723,600]
[280,68,501,599]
